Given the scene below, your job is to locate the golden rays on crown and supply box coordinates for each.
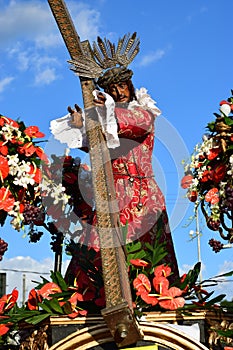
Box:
[68,32,140,79]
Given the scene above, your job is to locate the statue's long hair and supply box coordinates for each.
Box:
[104,79,136,102]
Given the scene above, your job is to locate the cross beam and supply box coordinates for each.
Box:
[47,0,143,346]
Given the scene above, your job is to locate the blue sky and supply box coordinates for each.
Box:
[0,0,233,302]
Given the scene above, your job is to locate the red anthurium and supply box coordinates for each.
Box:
[0,289,18,314]
[0,155,9,181]
[0,142,8,156]
[130,259,149,267]
[24,126,45,138]
[0,188,15,212]
[141,292,158,306]
[27,289,42,310]
[200,169,211,182]
[28,164,42,183]
[0,116,19,128]
[153,276,169,295]
[205,188,219,204]
[158,287,185,310]
[181,174,193,189]
[39,282,62,300]
[154,264,171,278]
[35,147,49,164]
[133,273,151,294]
[18,143,37,157]
[0,323,10,336]
[212,164,226,183]
[207,147,221,160]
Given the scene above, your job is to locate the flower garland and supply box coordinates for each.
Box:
[0,115,71,249]
[181,91,233,252]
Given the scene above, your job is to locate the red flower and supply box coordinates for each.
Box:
[0,142,8,156]
[187,190,198,202]
[212,164,226,183]
[0,323,10,336]
[0,188,15,212]
[0,155,9,181]
[130,259,149,267]
[0,289,18,314]
[153,276,169,295]
[154,264,171,278]
[181,174,193,189]
[0,116,19,128]
[28,164,42,183]
[207,147,221,160]
[158,287,185,310]
[205,188,219,204]
[27,289,42,310]
[133,273,151,295]
[38,282,62,299]
[200,169,211,182]
[35,147,49,164]
[18,143,37,157]
[141,292,158,306]
[24,126,45,138]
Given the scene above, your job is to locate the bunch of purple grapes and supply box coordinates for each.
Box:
[221,185,233,211]
[0,238,8,261]
[209,238,224,253]
[23,203,45,225]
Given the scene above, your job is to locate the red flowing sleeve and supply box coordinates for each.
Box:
[115,107,154,139]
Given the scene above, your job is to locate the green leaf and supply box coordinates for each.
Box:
[38,301,53,313]
[224,116,233,126]
[24,313,51,325]
[127,250,147,263]
[47,298,64,314]
[51,271,68,291]
[205,294,226,306]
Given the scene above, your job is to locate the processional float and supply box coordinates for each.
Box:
[47,0,142,347]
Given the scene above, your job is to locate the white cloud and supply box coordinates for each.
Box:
[0,77,14,93]
[34,67,57,86]
[0,256,70,305]
[138,49,166,67]
[0,1,102,87]
[0,1,101,50]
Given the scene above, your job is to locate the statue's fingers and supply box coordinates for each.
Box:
[74,104,82,113]
[67,106,74,114]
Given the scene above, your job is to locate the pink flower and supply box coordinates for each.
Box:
[181,174,193,189]
[158,287,185,310]
[133,273,151,295]
[205,188,219,204]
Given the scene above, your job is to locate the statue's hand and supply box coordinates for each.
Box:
[68,104,83,128]
[93,92,106,106]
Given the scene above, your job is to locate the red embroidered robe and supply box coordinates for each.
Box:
[66,105,179,281]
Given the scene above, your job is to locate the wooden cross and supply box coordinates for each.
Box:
[47,0,143,346]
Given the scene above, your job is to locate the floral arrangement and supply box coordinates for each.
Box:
[181,91,233,252]
[0,114,93,260]
[0,115,72,254]
[1,236,232,344]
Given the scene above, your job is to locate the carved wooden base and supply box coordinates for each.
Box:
[3,310,233,350]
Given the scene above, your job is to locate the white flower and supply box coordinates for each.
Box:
[220,103,231,116]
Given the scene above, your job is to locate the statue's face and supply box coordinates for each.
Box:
[107,81,131,103]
